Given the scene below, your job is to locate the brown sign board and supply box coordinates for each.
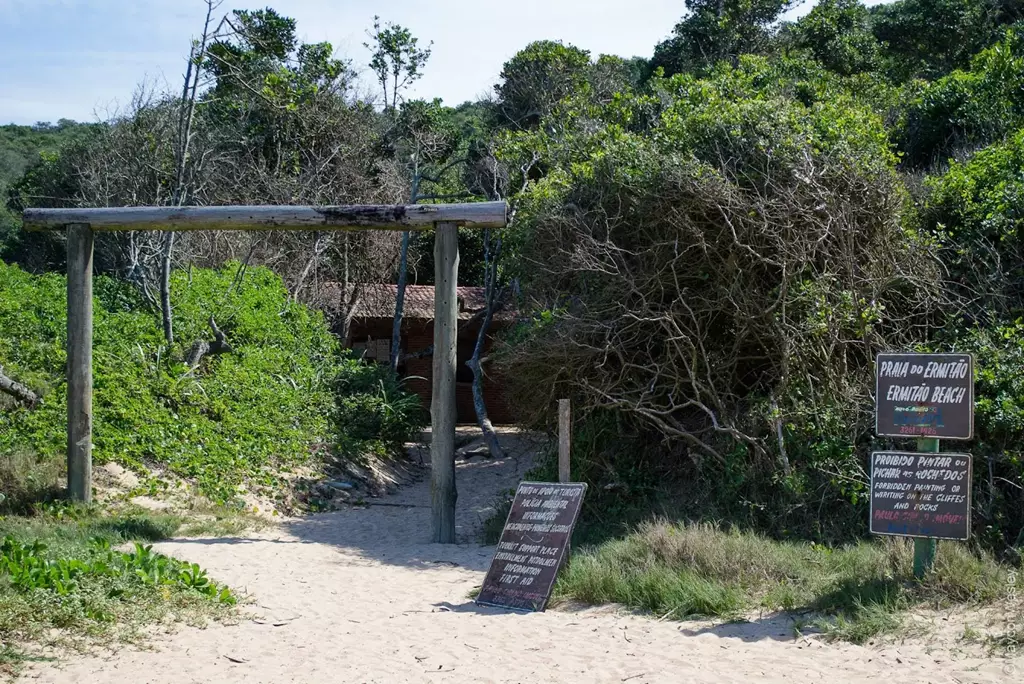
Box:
[875,353,974,440]
[476,481,587,612]
[870,451,972,540]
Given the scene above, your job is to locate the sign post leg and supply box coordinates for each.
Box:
[913,437,940,578]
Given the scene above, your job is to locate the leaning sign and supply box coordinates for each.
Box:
[870,451,972,540]
[476,481,587,612]
[875,353,973,440]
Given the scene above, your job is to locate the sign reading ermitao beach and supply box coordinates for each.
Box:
[476,481,586,612]
[870,451,972,540]
[875,353,974,439]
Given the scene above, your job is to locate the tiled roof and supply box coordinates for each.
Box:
[319,283,513,321]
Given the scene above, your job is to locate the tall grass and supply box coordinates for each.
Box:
[556,520,1012,642]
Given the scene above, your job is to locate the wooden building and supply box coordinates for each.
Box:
[322,283,515,425]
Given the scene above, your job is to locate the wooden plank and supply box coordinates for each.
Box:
[66,224,93,502]
[431,222,459,543]
[558,399,571,483]
[23,202,507,232]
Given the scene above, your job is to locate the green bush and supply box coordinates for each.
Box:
[898,27,1024,167]
[0,508,237,672]
[0,261,424,503]
[926,129,1024,316]
[497,55,940,546]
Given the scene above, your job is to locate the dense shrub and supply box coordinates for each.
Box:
[498,60,943,543]
[0,261,424,503]
[926,128,1024,316]
[898,28,1024,167]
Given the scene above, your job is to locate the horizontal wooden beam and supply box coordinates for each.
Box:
[22,202,507,232]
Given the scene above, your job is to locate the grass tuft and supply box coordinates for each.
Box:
[556,519,1013,643]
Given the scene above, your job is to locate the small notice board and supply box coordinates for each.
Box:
[476,481,587,612]
[875,353,973,439]
[870,451,972,540]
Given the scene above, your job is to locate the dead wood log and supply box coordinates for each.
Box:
[0,365,40,407]
[186,316,233,369]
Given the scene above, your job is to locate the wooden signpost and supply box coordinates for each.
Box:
[873,352,975,577]
[477,481,587,612]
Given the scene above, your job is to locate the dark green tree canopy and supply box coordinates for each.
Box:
[494,40,593,129]
[651,0,795,77]
[789,0,881,76]
[871,0,1024,81]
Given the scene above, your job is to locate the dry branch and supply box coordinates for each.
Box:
[0,366,39,407]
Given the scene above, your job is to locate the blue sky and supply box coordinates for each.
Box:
[0,0,893,126]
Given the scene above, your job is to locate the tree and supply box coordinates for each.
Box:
[365,16,433,112]
[494,40,592,129]
[789,0,881,75]
[897,26,1024,167]
[7,6,397,351]
[160,0,223,345]
[361,18,437,372]
[650,0,795,77]
[926,128,1024,317]
[495,57,945,538]
[871,0,1023,81]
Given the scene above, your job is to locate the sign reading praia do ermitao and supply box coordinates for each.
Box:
[875,353,974,440]
[870,451,972,540]
[476,481,586,612]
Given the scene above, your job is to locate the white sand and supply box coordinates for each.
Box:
[24,435,1020,683]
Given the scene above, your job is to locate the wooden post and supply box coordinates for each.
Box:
[431,222,459,543]
[66,224,94,502]
[913,436,940,578]
[558,399,571,483]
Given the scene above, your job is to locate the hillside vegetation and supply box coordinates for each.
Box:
[0,260,423,507]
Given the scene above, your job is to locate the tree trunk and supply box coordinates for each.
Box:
[160,231,175,344]
[468,229,504,459]
[185,316,233,369]
[339,285,362,346]
[431,222,459,543]
[161,0,216,346]
[390,229,411,371]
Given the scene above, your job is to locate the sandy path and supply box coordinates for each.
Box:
[25,433,1019,684]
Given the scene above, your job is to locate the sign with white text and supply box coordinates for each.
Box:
[875,353,974,439]
[870,451,972,540]
[476,481,587,612]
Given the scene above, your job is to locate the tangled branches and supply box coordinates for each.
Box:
[502,143,946,472]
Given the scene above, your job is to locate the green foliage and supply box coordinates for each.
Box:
[494,40,593,128]
[0,262,423,504]
[0,536,232,604]
[498,55,936,544]
[789,0,881,76]
[651,0,796,77]
[0,121,101,260]
[364,16,433,111]
[0,509,237,673]
[898,27,1024,166]
[870,0,1023,82]
[926,129,1024,310]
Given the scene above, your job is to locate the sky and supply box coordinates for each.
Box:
[0,0,894,126]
